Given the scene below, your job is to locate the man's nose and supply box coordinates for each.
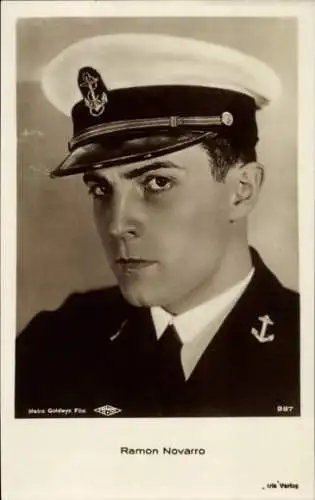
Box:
[107,189,144,239]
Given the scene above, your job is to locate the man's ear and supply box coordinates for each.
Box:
[227,162,264,222]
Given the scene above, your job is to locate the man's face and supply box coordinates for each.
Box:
[83,143,234,313]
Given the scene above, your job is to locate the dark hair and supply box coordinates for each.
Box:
[201,135,257,182]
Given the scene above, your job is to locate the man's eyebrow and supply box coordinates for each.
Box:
[83,172,111,185]
[123,160,183,179]
[82,161,183,184]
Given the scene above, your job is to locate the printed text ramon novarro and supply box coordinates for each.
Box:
[120,447,206,455]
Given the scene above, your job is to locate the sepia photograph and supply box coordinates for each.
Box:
[15,15,300,419]
[2,2,314,500]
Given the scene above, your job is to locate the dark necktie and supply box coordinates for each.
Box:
[156,323,186,412]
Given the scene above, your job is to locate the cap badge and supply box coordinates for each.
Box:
[251,314,275,343]
[221,111,234,126]
[78,66,108,117]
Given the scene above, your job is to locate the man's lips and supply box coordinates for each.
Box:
[115,257,157,271]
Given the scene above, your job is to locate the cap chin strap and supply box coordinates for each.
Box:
[50,131,217,178]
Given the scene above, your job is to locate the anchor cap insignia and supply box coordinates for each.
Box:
[78,66,108,117]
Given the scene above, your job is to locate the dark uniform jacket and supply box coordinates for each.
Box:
[15,248,300,418]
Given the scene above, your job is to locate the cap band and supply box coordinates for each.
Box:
[69,113,233,151]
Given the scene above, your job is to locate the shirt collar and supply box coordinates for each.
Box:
[151,268,254,344]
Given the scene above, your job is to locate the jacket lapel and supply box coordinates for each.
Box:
[179,248,283,415]
[105,305,163,415]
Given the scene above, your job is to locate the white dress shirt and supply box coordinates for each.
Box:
[151,268,254,380]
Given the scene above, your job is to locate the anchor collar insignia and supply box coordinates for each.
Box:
[251,314,275,343]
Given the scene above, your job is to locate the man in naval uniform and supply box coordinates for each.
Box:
[15,34,300,418]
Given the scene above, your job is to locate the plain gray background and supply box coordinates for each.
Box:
[17,17,298,332]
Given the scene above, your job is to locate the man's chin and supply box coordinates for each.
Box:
[118,281,165,308]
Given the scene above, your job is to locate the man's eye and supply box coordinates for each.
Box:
[88,184,111,199]
[143,176,173,194]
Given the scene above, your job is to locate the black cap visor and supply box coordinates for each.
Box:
[50,130,216,178]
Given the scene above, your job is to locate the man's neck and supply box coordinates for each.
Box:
[163,242,253,315]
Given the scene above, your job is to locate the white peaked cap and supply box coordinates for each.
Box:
[41,33,281,117]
